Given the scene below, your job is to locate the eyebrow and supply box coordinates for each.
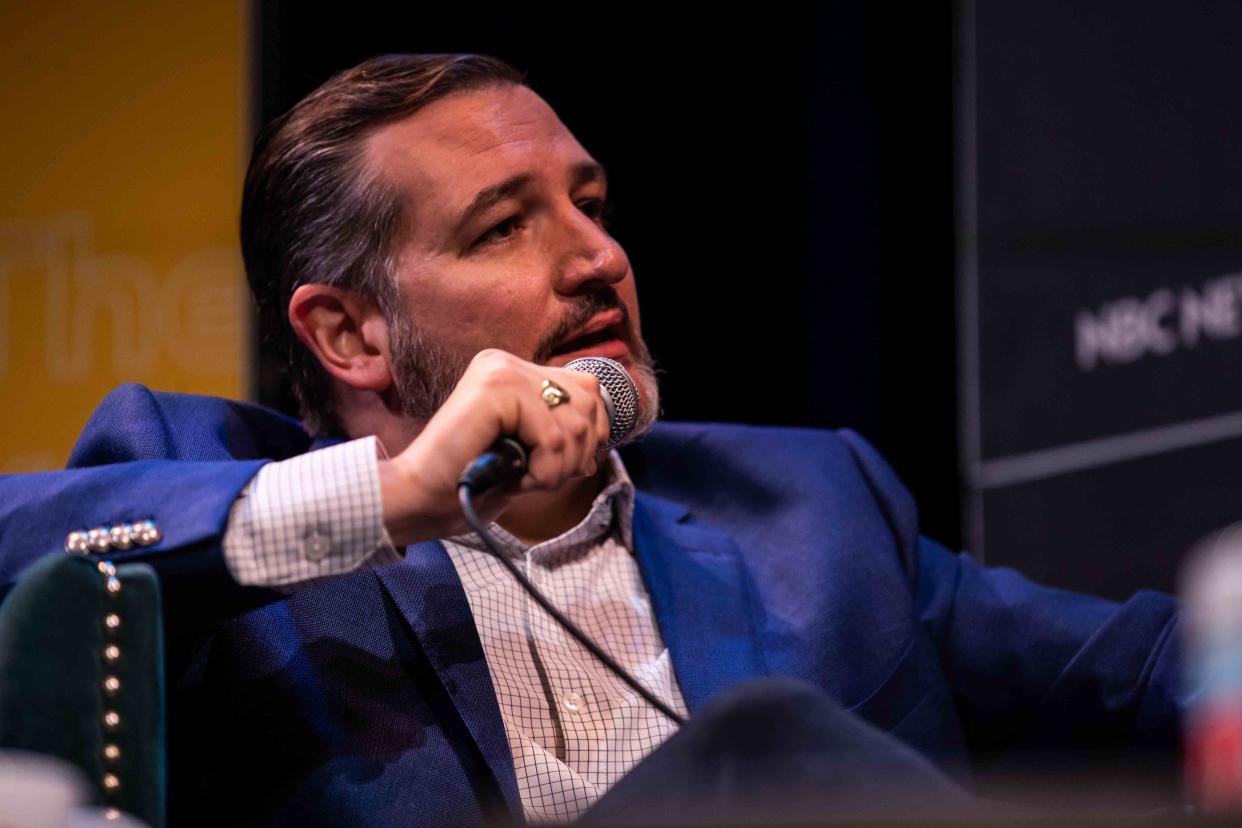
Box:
[571,160,608,190]
[455,161,609,234]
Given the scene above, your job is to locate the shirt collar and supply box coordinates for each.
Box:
[447,449,636,559]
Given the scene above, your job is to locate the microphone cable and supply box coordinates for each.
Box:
[457,482,686,727]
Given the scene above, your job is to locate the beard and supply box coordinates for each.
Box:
[387,288,661,446]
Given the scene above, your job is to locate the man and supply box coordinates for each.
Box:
[0,54,1181,825]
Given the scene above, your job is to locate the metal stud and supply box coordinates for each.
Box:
[64,531,90,555]
[87,527,111,553]
[103,613,121,632]
[97,561,116,576]
[132,519,162,547]
[102,773,120,792]
[103,644,121,663]
[102,710,121,730]
[108,524,133,550]
[103,743,121,763]
[103,675,120,696]
[104,809,121,821]
[106,576,121,595]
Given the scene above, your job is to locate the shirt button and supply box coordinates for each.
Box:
[303,528,332,562]
[561,692,584,714]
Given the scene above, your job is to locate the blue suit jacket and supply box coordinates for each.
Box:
[0,385,1182,825]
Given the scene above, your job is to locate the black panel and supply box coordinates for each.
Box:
[967,1,1242,590]
[975,1,1242,460]
[983,437,1242,601]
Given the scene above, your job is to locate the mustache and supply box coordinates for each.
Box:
[532,288,632,363]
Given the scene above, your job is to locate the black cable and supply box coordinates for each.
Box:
[457,483,686,727]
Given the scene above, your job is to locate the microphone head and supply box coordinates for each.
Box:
[564,356,638,448]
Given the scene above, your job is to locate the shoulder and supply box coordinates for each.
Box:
[68,383,313,466]
[632,421,884,464]
[625,421,909,500]
[621,421,918,567]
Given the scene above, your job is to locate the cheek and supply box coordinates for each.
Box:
[404,274,545,354]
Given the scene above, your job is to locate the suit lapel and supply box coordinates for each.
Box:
[370,491,767,815]
[374,541,521,818]
[632,492,767,712]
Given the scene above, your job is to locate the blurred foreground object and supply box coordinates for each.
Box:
[1182,522,1242,810]
[0,555,165,826]
[0,751,85,827]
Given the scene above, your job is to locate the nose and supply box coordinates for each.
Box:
[551,204,630,296]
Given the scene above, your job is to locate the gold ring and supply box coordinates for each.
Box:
[540,379,570,408]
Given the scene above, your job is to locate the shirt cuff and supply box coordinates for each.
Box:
[222,436,402,588]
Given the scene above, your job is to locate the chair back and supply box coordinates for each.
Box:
[0,554,165,826]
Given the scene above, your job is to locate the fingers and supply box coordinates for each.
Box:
[554,369,607,473]
[560,370,611,451]
[515,364,607,493]
[386,349,615,544]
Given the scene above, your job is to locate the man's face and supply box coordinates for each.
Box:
[365,84,658,431]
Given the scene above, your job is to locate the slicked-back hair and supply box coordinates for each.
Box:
[241,53,524,435]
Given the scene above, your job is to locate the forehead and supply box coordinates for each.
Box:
[364,85,596,226]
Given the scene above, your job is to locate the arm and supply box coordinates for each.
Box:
[837,431,1183,771]
[0,391,399,629]
[0,457,277,633]
[0,383,308,630]
[221,436,400,588]
[915,536,1181,765]
[2,350,617,626]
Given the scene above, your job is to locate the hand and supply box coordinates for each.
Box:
[378,349,611,546]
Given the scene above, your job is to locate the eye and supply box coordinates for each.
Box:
[576,198,610,226]
[473,215,523,248]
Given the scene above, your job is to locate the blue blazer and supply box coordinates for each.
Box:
[0,385,1182,825]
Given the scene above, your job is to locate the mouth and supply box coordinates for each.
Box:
[547,309,630,364]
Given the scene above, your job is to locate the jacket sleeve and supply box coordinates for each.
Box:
[0,384,311,631]
[0,459,287,633]
[915,537,1181,766]
[837,430,1183,776]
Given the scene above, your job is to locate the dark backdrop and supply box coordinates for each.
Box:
[964,1,1242,598]
[249,3,962,549]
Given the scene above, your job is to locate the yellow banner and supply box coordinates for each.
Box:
[0,1,248,472]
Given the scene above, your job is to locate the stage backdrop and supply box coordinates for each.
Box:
[960,1,1242,598]
[0,0,249,473]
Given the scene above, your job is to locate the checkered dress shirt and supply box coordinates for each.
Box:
[223,438,688,821]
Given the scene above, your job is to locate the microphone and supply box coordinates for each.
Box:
[458,356,639,494]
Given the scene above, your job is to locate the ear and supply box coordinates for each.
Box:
[288,284,393,392]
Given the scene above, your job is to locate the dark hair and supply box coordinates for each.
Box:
[240,53,524,435]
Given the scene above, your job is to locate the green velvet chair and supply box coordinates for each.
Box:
[0,554,166,826]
